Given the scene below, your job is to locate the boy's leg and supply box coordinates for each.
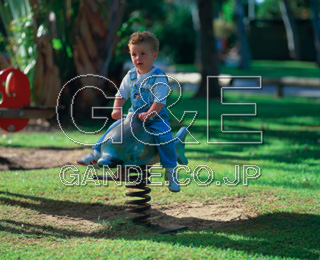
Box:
[145,120,180,192]
[145,119,177,167]
[77,119,124,166]
[165,168,180,192]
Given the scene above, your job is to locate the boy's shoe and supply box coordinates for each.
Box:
[165,168,180,192]
[76,150,101,167]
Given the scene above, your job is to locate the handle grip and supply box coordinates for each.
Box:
[5,71,14,97]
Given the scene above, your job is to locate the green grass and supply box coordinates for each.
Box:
[0,92,320,259]
[175,60,320,78]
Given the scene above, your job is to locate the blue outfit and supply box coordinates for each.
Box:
[93,67,177,168]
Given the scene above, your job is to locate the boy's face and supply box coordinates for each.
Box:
[129,43,158,74]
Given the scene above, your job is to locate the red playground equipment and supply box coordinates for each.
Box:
[0,68,55,132]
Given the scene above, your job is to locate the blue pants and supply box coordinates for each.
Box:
[144,117,177,168]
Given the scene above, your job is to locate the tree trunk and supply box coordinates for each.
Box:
[311,0,320,66]
[194,0,220,99]
[279,0,300,60]
[235,0,251,69]
[100,0,126,77]
[191,3,201,66]
[248,0,255,21]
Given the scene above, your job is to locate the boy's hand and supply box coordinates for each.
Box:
[111,110,122,120]
[138,112,153,121]
[112,97,126,120]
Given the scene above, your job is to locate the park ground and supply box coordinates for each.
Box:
[0,66,319,259]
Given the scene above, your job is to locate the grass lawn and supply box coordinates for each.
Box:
[0,91,319,259]
[176,60,320,78]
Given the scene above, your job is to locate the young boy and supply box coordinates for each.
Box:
[77,31,180,192]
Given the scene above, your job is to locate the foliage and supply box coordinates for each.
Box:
[214,19,236,39]
[113,1,196,65]
[0,1,36,71]
[154,3,196,64]
[256,0,311,19]
[124,0,167,28]
[221,0,234,21]
[0,0,125,108]
[101,0,169,78]
[111,13,147,76]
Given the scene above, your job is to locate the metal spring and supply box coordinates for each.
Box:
[125,168,151,222]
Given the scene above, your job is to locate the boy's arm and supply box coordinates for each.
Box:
[138,102,164,121]
[112,97,126,120]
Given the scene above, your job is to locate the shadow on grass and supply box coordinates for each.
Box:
[0,145,85,150]
[0,191,319,259]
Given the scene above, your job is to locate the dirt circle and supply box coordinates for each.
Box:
[0,147,88,171]
[149,199,256,230]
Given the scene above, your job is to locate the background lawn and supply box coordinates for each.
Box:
[176,60,320,78]
[0,91,319,259]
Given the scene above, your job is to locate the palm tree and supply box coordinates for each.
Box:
[0,0,126,111]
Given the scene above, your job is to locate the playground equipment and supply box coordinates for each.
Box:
[0,68,55,132]
[93,112,188,229]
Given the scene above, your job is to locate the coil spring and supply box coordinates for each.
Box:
[125,167,151,222]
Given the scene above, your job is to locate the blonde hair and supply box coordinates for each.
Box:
[128,31,159,53]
